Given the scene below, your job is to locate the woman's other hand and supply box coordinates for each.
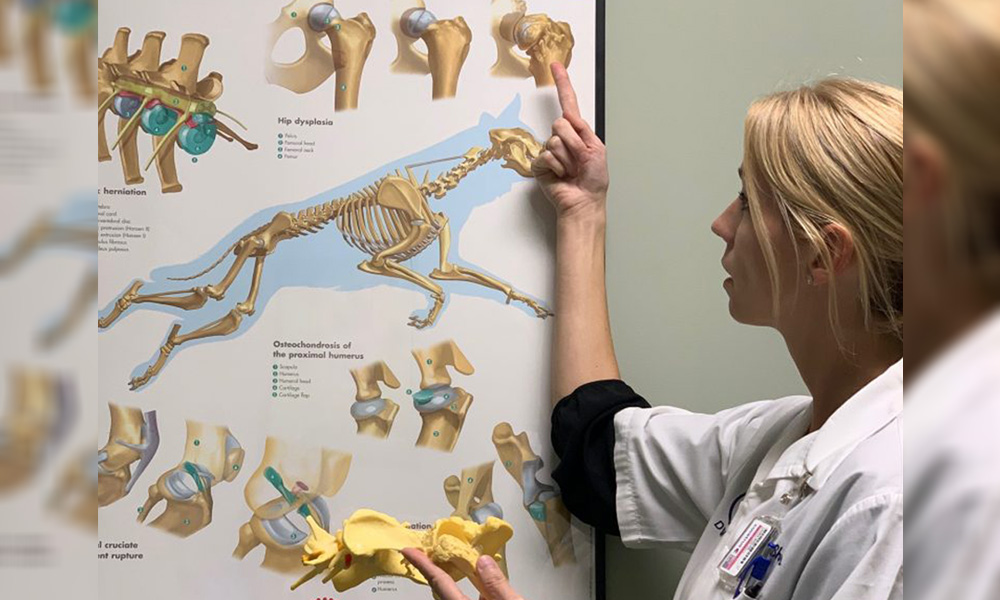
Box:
[533,62,609,222]
[401,548,523,600]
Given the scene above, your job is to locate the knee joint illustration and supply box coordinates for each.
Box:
[97,403,159,507]
[235,438,352,573]
[137,421,244,537]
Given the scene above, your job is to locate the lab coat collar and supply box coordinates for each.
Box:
[908,307,1000,439]
[804,359,904,491]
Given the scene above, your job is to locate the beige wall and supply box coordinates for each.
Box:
[601,1,902,596]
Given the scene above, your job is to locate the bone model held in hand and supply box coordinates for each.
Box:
[266,0,376,111]
[291,509,513,594]
[391,0,472,100]
[98,28,258,194]
[235,438,352,573]
[98,128,551,392]
[491,0,574,87]
[349,360,401,439]
[493,422,576,566]
[137,421,245,538]
[411,340,475,453]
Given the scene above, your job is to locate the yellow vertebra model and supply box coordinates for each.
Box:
[98,128,551,391]
[291,509,513,594]
[98,28,258,194]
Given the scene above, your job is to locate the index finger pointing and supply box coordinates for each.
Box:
[551,62,582,121]
[401,548,469,600]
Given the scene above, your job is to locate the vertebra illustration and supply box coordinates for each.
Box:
[235,438,352,573]
[411,340,475,453]
[491,0,574,87]
[266,0,376,111]
[98,28,258,194]
[493,422,575,566]
[3,0,96,98]
[391,0,472,100]
[137,421,244,537]
[349,360,401,439]
[97,403,159,507]
[98,126,549,391]
[292,509,513,594]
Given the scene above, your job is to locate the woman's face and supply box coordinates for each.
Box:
[711,166,803,327]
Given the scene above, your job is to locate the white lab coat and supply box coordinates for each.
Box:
[614,360,903,599]
[906,309,1000,600]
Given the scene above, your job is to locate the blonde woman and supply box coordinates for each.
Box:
[404,64,903,599]
[905,0,1000,598]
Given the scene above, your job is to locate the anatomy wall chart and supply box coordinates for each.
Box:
[97,1,602,598]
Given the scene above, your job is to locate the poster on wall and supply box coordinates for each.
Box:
[96,1,604,598]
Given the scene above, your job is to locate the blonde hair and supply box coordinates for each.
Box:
[742,78,904,342]
[905,0,1000,296]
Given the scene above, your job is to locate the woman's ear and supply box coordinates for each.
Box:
[809,223,855,285]
[905,132,948,209]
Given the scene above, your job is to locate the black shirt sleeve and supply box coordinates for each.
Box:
[551,379,651,536]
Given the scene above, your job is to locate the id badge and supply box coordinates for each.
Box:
[718,516,780,591]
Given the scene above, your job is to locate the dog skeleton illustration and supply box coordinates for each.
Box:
[99,128,551,391]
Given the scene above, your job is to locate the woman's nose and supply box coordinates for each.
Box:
[711,200,738,241]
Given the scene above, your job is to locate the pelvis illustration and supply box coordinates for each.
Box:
[97,403,159,507]
[411,340,475,453]
[98,28,258,194]
[235,438,352,573]
[491,0,574,87]
[1,0,96,98]
[292,509,513,594]
[137,421,244,537]
[391,0,472,100]
[266,0,376,112]
[493,422,575,566]
[98,103,551,392]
